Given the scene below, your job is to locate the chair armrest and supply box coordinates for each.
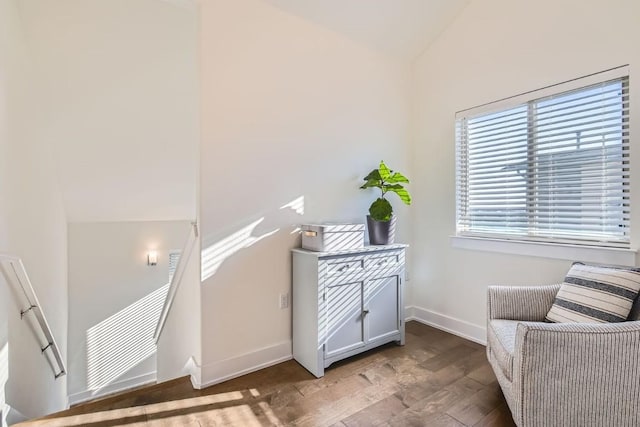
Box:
[512,321,640,426]
[487,285,561,321]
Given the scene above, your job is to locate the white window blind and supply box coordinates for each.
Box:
[456,67,630,248]
[169,250,181,281]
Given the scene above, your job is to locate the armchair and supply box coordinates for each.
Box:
[487,285,640,427]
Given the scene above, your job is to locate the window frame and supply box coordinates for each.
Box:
[454,66,633,258]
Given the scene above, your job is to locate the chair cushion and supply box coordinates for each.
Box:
[546,262,640,323]
[487,319,519,382]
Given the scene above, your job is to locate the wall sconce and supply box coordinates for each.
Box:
[147,251,158,266]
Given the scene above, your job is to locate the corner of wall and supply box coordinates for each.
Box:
[4,404,28,426]
[405,306,486,345]
[67,372,157,407]
[199,341,292,389]
[183,356,202,390]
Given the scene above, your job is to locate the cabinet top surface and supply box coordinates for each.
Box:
[292,243,408,257]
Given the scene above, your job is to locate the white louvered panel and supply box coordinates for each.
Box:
[455,67,630,248]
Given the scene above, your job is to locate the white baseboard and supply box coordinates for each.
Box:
[182,356,202,389]
[67,371,157,406]
[405,306,487,345]
[5,404,28,426]
[199,341,292,389]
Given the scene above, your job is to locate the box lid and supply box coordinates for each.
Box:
[301,223,365,233]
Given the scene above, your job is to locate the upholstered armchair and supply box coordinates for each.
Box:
[486,284,640,427]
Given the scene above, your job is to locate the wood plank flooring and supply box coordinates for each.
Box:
[18,322,516,427]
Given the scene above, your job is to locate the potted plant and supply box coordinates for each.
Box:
[360,160,411,245]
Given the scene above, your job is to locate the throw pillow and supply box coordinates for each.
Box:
[546,262,640,323]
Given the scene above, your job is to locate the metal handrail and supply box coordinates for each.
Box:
[0,254,66,379]
[154,221,199,343]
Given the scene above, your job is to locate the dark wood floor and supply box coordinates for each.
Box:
[19,322,515,427]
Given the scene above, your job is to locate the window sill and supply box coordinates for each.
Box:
[450,235,637,266]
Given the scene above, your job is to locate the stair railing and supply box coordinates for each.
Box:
[154,221,198,343]
[0,254,66,379]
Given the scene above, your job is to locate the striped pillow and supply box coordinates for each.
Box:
[546,263,640,323]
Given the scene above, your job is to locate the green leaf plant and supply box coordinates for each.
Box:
[360,160,412,222]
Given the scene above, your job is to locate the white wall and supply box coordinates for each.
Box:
[0,0,201,413]
[411,0,640,342]
[0,0,69,419]
[67,221,191,404]
[0,1,10,420]
[17,0,199,223]
[199,0,412,385]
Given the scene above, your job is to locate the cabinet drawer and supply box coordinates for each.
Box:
[326,257,365,277]
[366,251,402,272]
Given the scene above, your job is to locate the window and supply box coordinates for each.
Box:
[169,250,181,281]
[456,67,630,248]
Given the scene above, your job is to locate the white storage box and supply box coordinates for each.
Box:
[301,223,365,252]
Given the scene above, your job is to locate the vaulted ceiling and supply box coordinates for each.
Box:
[262,0,469,61]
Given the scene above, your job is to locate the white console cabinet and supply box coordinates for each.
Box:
[292,244,406,377]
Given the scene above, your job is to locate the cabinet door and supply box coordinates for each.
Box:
[324,280,365,359]
[366,275,400,343]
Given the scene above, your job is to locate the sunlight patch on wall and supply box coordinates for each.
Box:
[280,196,305,215]
[281,196,304,234]
[86,284,169,392]
[201,218,279,282]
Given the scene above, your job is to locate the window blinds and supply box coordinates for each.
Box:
[456,68,630,248]
[169,251,181,281]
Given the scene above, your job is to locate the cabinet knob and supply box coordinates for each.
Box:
[363,309,370,315]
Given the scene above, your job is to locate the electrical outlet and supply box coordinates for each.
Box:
[279,292,290,309]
